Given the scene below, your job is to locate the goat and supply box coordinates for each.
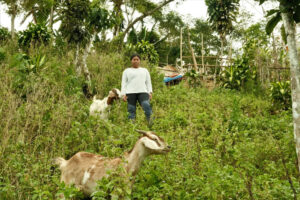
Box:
[89,88,121,118]
[55,130,171,196]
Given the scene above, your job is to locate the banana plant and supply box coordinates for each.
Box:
[220,57,256,90]
[270,81,291,110]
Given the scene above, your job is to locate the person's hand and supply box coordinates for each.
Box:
[123,95,128,102]
[149,93,152,100]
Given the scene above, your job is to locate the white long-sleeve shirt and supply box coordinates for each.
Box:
[121,67,153,95]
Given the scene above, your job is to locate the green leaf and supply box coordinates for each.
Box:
[266,12,281,35]
[280,25,287,44]
[266,9,280,17]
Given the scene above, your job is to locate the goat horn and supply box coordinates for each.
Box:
[136,129,147,135]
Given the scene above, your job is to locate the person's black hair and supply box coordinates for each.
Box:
[130,54,141,61]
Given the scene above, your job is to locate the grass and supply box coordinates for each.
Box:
[0,48,298,199]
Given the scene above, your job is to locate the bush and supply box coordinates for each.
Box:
[185,69,202,87]
[135,40,159,65]
[10,53,46,98]
[18,23,52,49]
[0,27,11,42]
[0,48,6,62]
[270,81,291,110]
[220,57,257,90]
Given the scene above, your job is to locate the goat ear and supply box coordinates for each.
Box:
[136,129,147,136]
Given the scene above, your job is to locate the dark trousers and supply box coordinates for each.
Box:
[126,93,152,120]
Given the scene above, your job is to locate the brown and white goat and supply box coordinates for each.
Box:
[89,88,121,118]
[55,130,171,196]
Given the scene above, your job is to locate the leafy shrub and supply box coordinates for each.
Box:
[0,48,6,62]
[270,81,291,110]
[220,57,257,90]
[185,69,202,87]
[55,182,85,199]
[135,40,159,65]
[18,23,52,49]
[92,167,131,200]
[10,53,46,98]
[0,27,11,42]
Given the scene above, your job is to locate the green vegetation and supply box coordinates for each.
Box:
[270,81,292,110]
[0,27,11,42]
[135,40,159,65]
[220,57,257,90]
[0,48,297,199]
[0,0,298,199]
[18,23,52,49]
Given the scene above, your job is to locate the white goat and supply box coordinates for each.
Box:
[89,88,121,118]
[55,130,171,196]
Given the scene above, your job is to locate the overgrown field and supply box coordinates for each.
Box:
[0,47,298,199]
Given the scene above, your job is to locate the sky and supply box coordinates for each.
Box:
[0,0,272,31]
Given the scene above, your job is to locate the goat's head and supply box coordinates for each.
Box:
[108,88,121,98]
[107,88,121,105]
[136,130,171,154]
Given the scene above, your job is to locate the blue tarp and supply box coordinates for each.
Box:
[164,75,183,83]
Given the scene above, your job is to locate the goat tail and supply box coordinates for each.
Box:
[55,157,67,170]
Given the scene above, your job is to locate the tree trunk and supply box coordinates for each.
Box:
[11,13,16,40]
[112,0,123,36]
[75,44,81,76]
[49,5,54,30]
[220,35,225,71]
[187,30,198,71]
[201,33,205,75]
[281,12,300,173]
[180,28,183,68]
[82,34,94,86]
[74,42,93,97]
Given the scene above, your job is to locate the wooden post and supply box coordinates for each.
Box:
[180,28,183,68]
[187,29,198,71]
[214,55,218,86]
[201,33,205,76]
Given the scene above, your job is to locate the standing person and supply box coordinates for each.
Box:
[121,54,153,125]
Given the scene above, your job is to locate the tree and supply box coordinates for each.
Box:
[190,19,221,56]
[21,0,59,30]
[105,0,175,43]
[259,0,300,174]
[0,0,22,39]
[58,0,113,97]
[151,11,184,65]
[111,0,125,36]
[122,0,175,40]
[18,22,52,49]
[157,11,184,45]
[205,0,240,56]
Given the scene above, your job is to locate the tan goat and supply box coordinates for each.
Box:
[55,130,171,196]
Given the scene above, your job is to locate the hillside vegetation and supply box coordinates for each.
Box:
[0,46,298,199]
